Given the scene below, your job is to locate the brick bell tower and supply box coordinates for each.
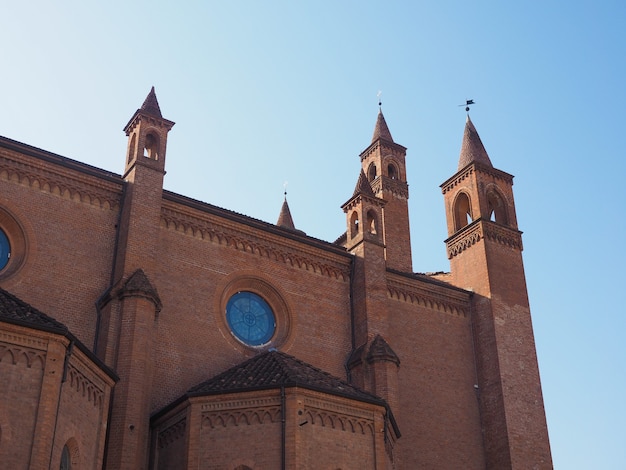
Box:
[359,107,412,272]
[441,115,552,469]
[342,110,403,415]
[99,88,174,470]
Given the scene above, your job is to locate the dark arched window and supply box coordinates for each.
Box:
[60,445,71,470]
[387,163,398,179]
[487,189,509,225]
[367,163,377,182]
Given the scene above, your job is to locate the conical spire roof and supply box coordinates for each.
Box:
[276,197,296,230]
[458,115,492,170]
[371,109,394,143]
[140,86,163,118]
[352,169,375,198]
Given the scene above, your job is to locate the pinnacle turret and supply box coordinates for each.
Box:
[276,197,296,230]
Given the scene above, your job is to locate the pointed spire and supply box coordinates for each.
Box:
[140,86,163,118]
[353,169,375,198]
[371,109,394,143]
[276,196,296,230]
[458,115,492,170]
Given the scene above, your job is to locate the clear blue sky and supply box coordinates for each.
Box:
[2,1,625,468]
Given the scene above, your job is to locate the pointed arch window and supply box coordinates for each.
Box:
[453,192,473,231]
[60,445,71,470]
[487,189,509,225]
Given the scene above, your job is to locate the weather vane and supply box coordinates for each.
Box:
[377,90,382,107]
[283,181,288,197]
[458,99,475,112]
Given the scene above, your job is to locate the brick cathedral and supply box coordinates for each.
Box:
[0,89,552,469]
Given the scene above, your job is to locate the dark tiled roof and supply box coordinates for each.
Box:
[141,86,163,118]
[372,109,394,143]
[458,115,493,170]
[352,169,376,198]
[188,350,385,405]
[0,288,67,333]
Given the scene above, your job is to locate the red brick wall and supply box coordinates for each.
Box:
[387,289,486,468]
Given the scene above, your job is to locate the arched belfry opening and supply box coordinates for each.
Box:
[487,188,509,225]
[387,162,398,180]
[143,132,160,160]
[127,134,136,164]
[366,209,378,235]
[453,192,473,231]
[350,211,359,238]
[367,163,377,182]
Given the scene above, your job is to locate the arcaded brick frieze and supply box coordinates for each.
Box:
[0,341,46,368]
[445,219,523,259]
[160,201,352,281]
[0,149,122,210]
[303,395,376,435]
[387,272,471,317]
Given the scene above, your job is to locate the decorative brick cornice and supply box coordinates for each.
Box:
[303,394,376,435]
[445,219,523,259]
[161,203,351,282]
[359,140,406,162]
[371,176,409,200]
[0,150,122,210]
[157,418,186,449]
[387,273,471,317]
[441,162,514,195]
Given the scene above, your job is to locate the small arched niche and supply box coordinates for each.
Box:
[487,188,509,225]
[387,162,398,180]
[143,132,160,160]
[350,211,359,238]
[367,163,377,182]
[453,192,473,231]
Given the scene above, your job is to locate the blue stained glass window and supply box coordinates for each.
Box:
[226,292,276,346]
[0,229,10,270]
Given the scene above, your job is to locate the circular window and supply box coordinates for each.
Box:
[0,229,10,270]
[226,292,276,346]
